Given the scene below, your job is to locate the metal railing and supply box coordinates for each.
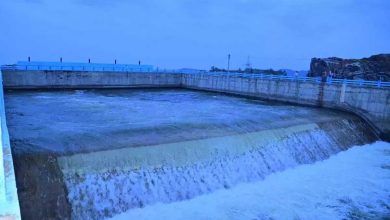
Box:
[182,72,390,88]
[1,64,389,88]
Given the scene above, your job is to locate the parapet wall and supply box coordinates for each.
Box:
[0,71,20,219]
[2,70,389,140]
[181,74,390,140]
[2,70,182,89]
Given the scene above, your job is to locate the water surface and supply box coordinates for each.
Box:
[4,88,377,220]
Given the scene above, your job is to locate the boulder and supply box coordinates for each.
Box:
[308,54,390,81]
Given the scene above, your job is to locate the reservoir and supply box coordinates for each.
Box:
[4,88,379,219]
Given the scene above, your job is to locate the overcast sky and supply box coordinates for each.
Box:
[0,0,389,70]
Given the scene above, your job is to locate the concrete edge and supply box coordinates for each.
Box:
[0,71,21,219]
[182,85,385,141]
[3,85,182,90]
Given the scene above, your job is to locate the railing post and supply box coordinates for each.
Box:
[377,80,381,88]
[340,81,346,103]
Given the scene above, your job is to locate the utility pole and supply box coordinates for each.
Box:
[246,56,252,73]
[245,56,252,70]
[227,54,231,72]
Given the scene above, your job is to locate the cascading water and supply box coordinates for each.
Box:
[58,119,374,219]
[4,89,377,220]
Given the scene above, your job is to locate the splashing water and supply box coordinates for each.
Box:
[59,120,375,219]
[109,141,390,220]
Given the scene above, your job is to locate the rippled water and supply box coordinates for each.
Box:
[5,89,362,155]
[4,89,377,219]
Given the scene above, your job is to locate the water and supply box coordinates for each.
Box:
[109,141,390,220]
[5,89,365,155]
[4,89,378,219]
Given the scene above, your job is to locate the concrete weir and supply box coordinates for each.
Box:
[57,121,374,219]
[2,70,390,139]
[0,70,388,219]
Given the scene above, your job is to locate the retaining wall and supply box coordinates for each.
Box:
[2,70,181,89]
[181,74,390,140]
[0,71,20,219]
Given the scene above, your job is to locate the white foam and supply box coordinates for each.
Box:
[108,141,390,220]
[63,128,345,219]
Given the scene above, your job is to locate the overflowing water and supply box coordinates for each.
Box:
[109,141,390,220]
[4,89,378,219]
[61,126,369,219]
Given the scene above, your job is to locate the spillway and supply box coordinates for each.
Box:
[4,89,377,219]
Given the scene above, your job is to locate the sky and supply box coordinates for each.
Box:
[0,0,389,70]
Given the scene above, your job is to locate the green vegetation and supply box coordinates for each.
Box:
[210,66,286,75]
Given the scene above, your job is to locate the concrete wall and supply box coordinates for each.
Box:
[2,70,181,89]
[2,70,389,140]
[0,71,21,219]
[181,74,390,140]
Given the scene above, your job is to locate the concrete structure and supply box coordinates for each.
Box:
[13,61,154,72]
[0,69,389,218]
[181,74,390,140]
[2,70,389,140]
[0,72,20,220]
[2,70,181,89]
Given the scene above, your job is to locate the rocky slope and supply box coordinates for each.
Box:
[308,54,390,81]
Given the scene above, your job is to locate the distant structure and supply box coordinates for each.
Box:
[178,68,206,74]
[12,61,154,72]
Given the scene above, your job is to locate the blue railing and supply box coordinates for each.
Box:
[1,63,389,88]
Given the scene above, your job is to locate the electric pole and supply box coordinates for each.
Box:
[227,54,231,72]
[246,56,252,72]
